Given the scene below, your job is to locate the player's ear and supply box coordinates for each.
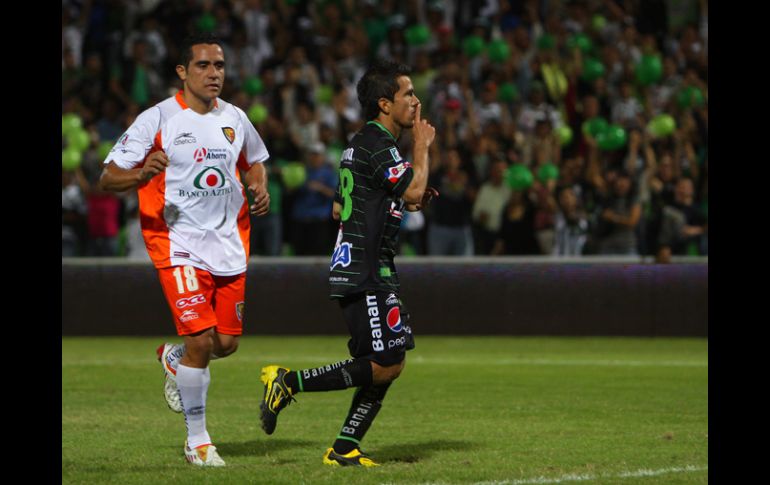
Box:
[378,97,391,115]
[176,64,187,81]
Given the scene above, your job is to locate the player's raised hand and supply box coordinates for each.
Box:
[249,184,271,216]
[412,102,435,148]
[139,151,170,182]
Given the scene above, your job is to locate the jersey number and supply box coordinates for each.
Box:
[173,266,200,293]
[339,167,354,222]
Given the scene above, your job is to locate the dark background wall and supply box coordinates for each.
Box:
[61,259,707,337]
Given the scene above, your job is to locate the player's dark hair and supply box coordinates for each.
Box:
[357,59,412,121]
[178,33,224,68]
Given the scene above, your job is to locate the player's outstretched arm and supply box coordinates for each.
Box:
[99,152,169,192]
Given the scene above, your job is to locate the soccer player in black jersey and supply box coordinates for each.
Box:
[259,59,437,466]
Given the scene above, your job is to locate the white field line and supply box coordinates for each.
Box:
[382,464,707,485]
[408,356,707,367]
[62,354,707,368]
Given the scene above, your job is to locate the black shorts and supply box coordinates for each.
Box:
[339,290,415,366]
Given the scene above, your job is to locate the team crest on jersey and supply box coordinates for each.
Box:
[386,307,402,332]
[235,301,245,321]
[222,127,235,144]
[330,242,353,270]
[386,161,412,184]
[193,166,227,189]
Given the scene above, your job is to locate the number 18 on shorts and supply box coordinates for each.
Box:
[157,265,246,336]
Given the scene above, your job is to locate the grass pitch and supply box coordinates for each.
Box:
[62,336,707,484]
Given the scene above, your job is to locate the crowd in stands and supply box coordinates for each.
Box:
[62,0,708,262]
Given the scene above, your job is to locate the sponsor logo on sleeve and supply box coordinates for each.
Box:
[119,133,129,145]
[389,147,402,162]
[386,161,412,184]
[385,293,399,306]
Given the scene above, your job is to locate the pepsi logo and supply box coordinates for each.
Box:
[387,307,402,332]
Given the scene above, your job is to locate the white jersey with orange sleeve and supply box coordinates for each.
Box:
[104,91,269,276]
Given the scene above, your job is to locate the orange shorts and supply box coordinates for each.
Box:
[157,265,246,336]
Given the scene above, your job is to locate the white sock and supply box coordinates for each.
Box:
[177,364,212,448]
[168,344,222,376]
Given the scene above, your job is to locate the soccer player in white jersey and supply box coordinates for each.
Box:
[99,33,271,467]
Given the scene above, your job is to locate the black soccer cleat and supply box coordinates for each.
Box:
[259,365,296,435]
[322,447,380,467]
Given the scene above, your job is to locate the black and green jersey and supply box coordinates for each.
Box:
[329,121,414,299]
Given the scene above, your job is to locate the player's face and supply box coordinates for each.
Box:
[390,76,420,128]
[178,43,226,102]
